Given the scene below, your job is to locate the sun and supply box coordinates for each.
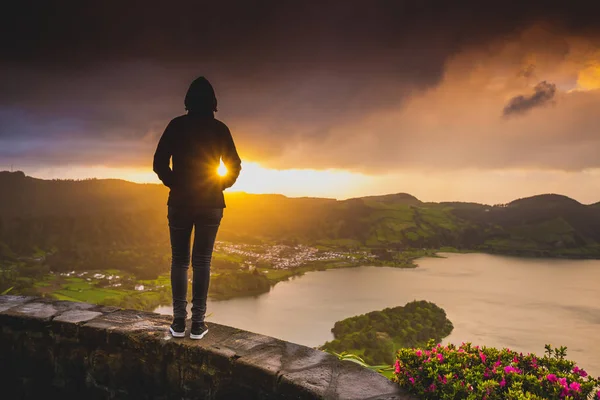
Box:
[217,159,228,177]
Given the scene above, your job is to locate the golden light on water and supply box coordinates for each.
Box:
[217,159,228,176]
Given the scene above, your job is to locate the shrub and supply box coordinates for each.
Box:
[393,341,600,399]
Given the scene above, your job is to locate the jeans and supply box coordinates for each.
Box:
[168,206,223,323]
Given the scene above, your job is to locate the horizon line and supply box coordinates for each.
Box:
[2,170,598,207]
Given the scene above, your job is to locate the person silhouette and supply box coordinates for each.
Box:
[153,76,241,339]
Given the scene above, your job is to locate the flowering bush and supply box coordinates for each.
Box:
[393,341,600,399]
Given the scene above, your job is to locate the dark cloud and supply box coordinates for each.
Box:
[502,81,557,117]
[3,1,600,67]
[1,1,600,171]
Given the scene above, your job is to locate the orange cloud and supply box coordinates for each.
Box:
[577,63,600,91]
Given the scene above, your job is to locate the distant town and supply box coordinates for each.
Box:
[213,241,377,270]
[42,242,378,296]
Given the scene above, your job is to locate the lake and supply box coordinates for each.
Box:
[155,253,600,375]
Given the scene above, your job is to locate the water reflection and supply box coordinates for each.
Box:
[155,253,600,374]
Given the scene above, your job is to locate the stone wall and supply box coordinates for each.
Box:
[0,296,413,400]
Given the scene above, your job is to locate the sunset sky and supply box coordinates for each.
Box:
[2,1,600,204]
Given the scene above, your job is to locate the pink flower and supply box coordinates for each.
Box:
[596,391,600,399]
[547,374,558,383]
[569,382,581,392]
[438,375,448,384]
[531,357,538,368]
[427,383,437,392]
[408,377,415,385]
[504,366,520,374]
[558,377,568,388]
[437,353,444,362]
[499,379,506,388]
[480,352,487,363]
[394,360,401,374]
[415,349,423,357]
[494,360,502,368]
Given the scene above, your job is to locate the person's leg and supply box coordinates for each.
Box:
[168,206,193,324]
[190,208,223,325]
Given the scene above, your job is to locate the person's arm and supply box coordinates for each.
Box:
[153,120,175,188]
[220,124,242,189]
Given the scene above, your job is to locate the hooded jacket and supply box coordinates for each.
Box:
[153,78,241,208]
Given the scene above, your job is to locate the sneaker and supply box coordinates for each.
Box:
[169,318,186,338]
[190,321,208,340]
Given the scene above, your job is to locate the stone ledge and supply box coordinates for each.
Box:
[0,295,414,400]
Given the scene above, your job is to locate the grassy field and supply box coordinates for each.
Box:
[40,276,130,303]
[53,286,126,303]
[18,270,172,311]
[213,252,245,263]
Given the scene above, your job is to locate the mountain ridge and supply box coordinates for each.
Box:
[1,170,596,208]
[2,170,600,260]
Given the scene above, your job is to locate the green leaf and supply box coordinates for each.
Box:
[1,287,13,295]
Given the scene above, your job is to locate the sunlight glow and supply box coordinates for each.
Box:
[577,63,600,91]
[217,159,228,176]
[231,162,372,198]
[21,164,600,205]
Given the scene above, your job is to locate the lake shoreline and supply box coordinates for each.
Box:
[210,245,600,301]
[10,246,600,312]
[148,247,600,303]
[155,253,600,378]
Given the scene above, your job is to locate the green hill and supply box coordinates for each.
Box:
[320,300,453,365]
[2,170,600,267]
